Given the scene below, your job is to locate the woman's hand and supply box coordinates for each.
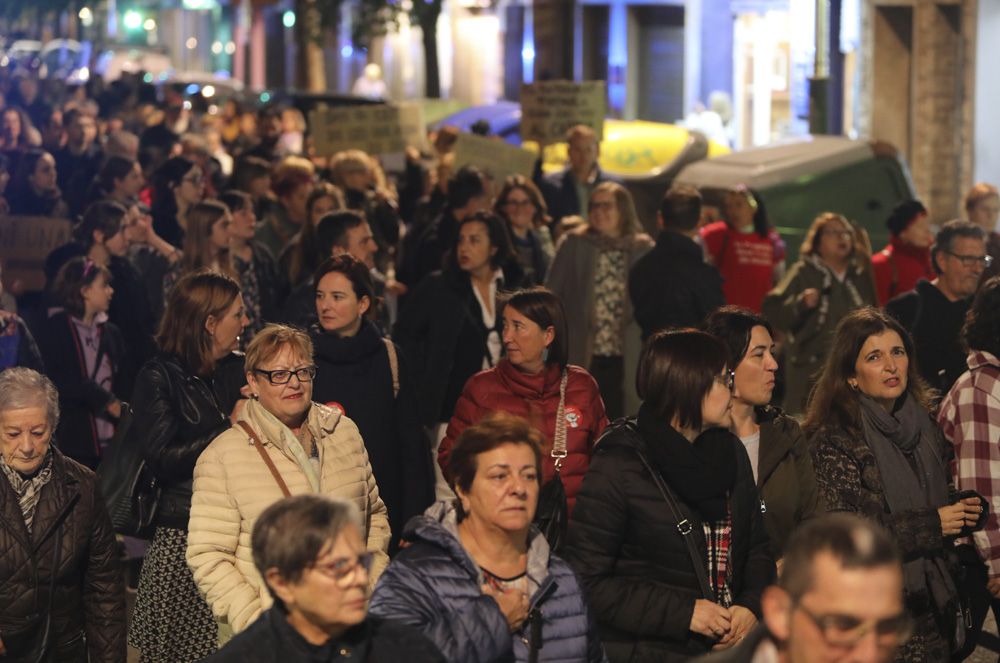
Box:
[799,288,821,310]
[713,605,757,650]
[106,399,122,419]
[690,599,731,639]
[0,635,6,656]
[482,584,529,632]
[939,498,982,535]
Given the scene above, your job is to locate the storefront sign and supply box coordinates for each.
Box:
[0,216,73,291]
[310,102,428,156]
[520,80,606,144]
[453,133,538,183]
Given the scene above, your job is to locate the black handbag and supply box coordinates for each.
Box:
[534,370,569,552]
[96,402,160,538]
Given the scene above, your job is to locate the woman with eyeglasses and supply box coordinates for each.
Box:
[494,175,555,285]
[762,212,877,415]
[187,323,391,646]
[565,329,774,662]
[151,156,205,248]
[805,307,986,662]
[545,181,653,419]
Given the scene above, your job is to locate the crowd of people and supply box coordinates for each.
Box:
[1,68,1000,663]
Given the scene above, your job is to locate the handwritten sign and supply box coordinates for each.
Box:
[453,133,538,183]
[310,102,428,156]
[520,80,607,144]
[0,216,73,291]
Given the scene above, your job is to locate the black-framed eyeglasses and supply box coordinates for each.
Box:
[253,365,318,385]
[312,551,374,586]
[715,368,735,392]
[946,251,993,268]
[796,602,913,649]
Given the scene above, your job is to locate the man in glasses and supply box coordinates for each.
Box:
[695,513,908,663]
[204,494,445,662]
[886,219,990,391]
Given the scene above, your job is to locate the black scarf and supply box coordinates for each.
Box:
[857,393,957,613]
[637,402,737,520]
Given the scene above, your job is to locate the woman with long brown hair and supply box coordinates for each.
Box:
[763,212,877,414]
[128,271,249,662]
[494,176,554,285]
[804,307,985,662]
[163,199,236,298]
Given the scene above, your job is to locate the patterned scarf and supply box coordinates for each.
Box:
[703,504,734,608]
[0,450,54,532]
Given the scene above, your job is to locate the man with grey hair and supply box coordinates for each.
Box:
[887,219,990,391]
[204,494,444,662]
[694,513,908,663]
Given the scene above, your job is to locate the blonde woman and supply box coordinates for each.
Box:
[187,324,390,643]
[762,212,877,414]
[544,181,653,418]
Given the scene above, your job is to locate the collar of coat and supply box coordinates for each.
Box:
[967,351,1000,373]
[495,359,563,400]
[754,406,800,489]
[0,447,81,552]
[238,398,343,492]
[405,500,553,590]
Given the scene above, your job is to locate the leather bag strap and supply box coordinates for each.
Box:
[237,420,292,498]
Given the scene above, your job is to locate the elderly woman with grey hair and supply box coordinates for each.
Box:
[0,367,125,662]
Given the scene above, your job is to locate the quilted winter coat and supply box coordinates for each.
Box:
[369,501,607,663]
[186,398,391,636]
[0,448,125,662]
[439,360,608,514]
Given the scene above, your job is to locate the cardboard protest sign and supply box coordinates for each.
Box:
[520,80,607,144]
[453,133,537,183]
[0,216,73,291]
[310,103,428,156]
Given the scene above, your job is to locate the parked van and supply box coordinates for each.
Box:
[674,136,916,261]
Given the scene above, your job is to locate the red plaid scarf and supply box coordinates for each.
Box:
[703,500,734,607]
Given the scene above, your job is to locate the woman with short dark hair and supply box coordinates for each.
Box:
[439,287,607,517]
[806,306,985,662]
[704,306,822,561]
[150,156,204,248]
[566,329,774,661]
[394,211,524,497]
[370,414,606,662]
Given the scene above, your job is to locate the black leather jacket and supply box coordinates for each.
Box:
[132,351,246,529]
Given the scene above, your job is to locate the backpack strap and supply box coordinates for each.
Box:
[882,248,899,299]
[237,420,292,498]
[383,338,399,399]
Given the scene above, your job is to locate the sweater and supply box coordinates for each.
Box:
[187,398,391,636]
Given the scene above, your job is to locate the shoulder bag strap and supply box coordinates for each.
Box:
[551,370,569,472]
[237,420,292,498]
[623,424,715,600]
[383,338,400,399]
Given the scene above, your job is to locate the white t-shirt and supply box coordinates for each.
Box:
[740,430,762,484]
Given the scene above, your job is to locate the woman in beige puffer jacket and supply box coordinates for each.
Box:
[185,325,391,642]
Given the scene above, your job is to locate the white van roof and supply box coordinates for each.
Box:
[675,135,874,190]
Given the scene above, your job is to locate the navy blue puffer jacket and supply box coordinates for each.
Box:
[369,501,607,663]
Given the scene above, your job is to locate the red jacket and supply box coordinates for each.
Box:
[871,236,934,305]
[439,360,608,513]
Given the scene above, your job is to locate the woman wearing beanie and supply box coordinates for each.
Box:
[871,200,935,305]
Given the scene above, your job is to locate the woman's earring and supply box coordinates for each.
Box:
[541,347,549,364]
[848,381,859,391]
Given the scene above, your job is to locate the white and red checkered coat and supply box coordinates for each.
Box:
[939,350,1000,578]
